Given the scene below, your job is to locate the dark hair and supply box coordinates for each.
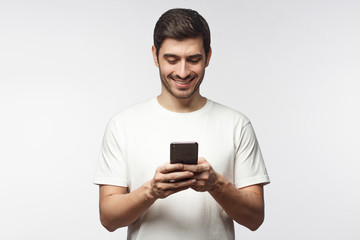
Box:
[153,8,211,59]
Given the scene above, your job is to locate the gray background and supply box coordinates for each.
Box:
[1,0,359,239]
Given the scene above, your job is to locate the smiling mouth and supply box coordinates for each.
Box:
[171,76,195,86]
[175,79,191,84]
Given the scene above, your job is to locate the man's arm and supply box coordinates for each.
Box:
[99,184,154,232]
[99,163,196,232]
[209,175,265,231]
[184,158,266,231]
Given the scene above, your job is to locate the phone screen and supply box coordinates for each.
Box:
[170,142,198,165]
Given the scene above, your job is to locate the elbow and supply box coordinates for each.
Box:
[248,222,262,231]
[102,223,116,233]
[100,214,118,232]
[101,220,115,232]
[247,215,264,231]
[99,202,134,232]
[235,212,264,231]
[106,227,117,233]
[100,211,132,232]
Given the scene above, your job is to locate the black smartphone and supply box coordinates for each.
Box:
[170,142,198,165]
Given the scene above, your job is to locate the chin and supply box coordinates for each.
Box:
[171,90,198,99]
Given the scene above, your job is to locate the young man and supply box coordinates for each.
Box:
[94,8,270,240]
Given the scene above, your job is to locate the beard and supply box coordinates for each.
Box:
[159,67,205,99]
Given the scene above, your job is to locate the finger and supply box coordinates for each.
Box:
[198,157,207,164]
[167,178,196,189]
[154,179,196,193]
[191,180,208,192]
[192,171,210,181]
[183,162,210,173]
[155,169,194,185]
[157,162,184,174]
[165,171,194,183]
[156,170,194,182]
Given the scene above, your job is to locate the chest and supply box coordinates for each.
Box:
[123,117,237,190]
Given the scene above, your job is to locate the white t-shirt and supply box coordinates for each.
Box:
[94,98,270,240]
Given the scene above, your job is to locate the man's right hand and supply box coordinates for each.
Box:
[100,163,196,231]
[147,162,196,199]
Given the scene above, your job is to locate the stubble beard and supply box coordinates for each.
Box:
[159,68,205,100]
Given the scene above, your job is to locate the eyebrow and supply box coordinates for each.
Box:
[187,54,203,60]
[163,53,203,59]
[163,54,179,59]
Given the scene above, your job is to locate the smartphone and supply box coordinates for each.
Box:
[170,142,198,165]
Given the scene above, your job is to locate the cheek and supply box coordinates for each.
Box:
[159,65,175,76]
[191,65,205,75]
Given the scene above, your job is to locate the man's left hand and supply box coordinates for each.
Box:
[183,157,218,192]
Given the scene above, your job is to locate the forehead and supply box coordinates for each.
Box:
[159,37,204,57]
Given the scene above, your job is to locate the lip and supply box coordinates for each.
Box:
[171,76,195,88]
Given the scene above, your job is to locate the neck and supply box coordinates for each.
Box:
[157,92,207,113]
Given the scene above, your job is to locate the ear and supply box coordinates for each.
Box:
[152,46,159,67]
[205,47,212,67]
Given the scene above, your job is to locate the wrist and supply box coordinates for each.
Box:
[208,172,224,196]
[142,180,158,202]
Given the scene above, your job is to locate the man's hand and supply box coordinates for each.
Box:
[149,162,196,199]
[183,157,218,192]
[184,157,265,231]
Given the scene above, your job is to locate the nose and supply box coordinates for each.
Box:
[175,60,191,79]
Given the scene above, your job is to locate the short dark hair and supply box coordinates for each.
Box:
[153,8,211,59]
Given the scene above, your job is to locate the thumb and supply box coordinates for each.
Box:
[198,157,207,164]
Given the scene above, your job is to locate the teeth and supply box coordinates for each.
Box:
[175,80,190,84]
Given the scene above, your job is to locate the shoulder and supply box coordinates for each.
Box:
[207,99,250,126]
[110,98,154,123]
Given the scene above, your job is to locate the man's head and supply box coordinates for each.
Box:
[153,8,211,60]
[152,8,212,102]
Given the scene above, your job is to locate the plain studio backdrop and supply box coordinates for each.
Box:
[1,0,359,239]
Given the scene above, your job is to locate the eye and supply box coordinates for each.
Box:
[188,59,201,64]
[167,59,177,64]
[187,56,202,64]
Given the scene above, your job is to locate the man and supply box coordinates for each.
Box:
[94,8,270,240]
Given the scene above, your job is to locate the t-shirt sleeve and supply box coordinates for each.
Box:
[234,122,270,188]
[93,119,128,187]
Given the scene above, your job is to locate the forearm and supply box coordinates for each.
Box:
[208,173,265,231]
[99,163,197,232]
[100,181,156,231]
